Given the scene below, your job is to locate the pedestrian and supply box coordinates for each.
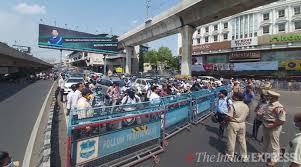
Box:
[149,85,161,104]
[71,82,84,112]
[243,85,255,108]
[77,88,94,119]
[259,90,286,166]
[283,112,301,167]
[58,74,65,102]
[252,90,269,141]
[66,84,76,116]
[106,82,121,106]
[215,90,232,139]
[0,151,19,167]
[225,92,249,162]
[233,81,243,93]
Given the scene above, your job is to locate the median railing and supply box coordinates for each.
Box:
[67,85,231,167]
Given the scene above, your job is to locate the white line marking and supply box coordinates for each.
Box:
[22,82,55,167]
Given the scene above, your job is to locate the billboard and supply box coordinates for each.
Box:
[38,24,119,54]
[281,60,301,71]
[195,61,278,72]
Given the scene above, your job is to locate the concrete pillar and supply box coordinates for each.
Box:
[125,46,133,74]
[180,25,195,76]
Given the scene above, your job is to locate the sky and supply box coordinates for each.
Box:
[0,0,181,63]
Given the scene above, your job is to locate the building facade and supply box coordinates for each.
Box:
[178,0,301,75]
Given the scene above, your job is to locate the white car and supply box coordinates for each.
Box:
[198,76,222,86]
[64,77,84,94]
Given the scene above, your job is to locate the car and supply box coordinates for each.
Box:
[133,78,155,93]
[96,77,127,94]
[64,77,85,94]
[198,76,222,85]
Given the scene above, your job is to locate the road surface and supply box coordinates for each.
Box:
[0,80,53,164]
[136,90,301,167]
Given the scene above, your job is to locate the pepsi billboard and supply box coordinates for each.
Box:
[38,24,119,54]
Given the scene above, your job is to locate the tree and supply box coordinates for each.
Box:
[144,47,179,71]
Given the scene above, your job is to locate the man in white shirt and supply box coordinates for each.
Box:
[58,75,65,102]
[122,89,141,105]
[70,82,84,114]
[66,84,76,116]
[77,88,94,119]
[149,86,161,104]
[284,112,301,167]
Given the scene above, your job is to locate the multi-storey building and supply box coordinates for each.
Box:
[178,0,301,75]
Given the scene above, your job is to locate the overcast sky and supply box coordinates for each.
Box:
[0,0,180,63]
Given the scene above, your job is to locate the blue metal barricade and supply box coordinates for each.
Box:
[67,102,166,167]
[160,93,192,139]
[66,85,234,166]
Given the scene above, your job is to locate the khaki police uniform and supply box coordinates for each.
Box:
[226,101,249,159]
[261,91,286,162]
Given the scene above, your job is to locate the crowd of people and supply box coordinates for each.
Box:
[56,72,301,167]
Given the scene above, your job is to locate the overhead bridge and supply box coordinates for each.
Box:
[118,0,277,75]
[0,42,52,74]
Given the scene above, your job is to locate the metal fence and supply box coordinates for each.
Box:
[271,81,301,91]
[66,85,231,167]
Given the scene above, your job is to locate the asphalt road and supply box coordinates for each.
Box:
[136,90,301,167]
[0,80,53,164]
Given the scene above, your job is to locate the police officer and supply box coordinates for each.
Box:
[259,90,286,166]
[225,92,249,162]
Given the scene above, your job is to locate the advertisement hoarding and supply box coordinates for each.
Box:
[38,24,119,54]
[231,37,258,48]
[281,60,301,71]
[229,51,261,62]
[196,61,278,72]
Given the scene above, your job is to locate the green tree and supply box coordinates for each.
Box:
[144,49,158,64]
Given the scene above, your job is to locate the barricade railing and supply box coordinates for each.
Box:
[66,85,232,167]
[68,102,166,167]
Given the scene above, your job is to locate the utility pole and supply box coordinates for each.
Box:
[146,0,151,19]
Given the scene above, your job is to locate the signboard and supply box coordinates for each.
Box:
[99,121,161,158]
[76,137,99,164]
[231,37,258,48]
[259,31,301,44]
[233,61,278,71]
[201,61,278,71]
[115,67,123,73]
[38,24,118,54]
[192,41,230,52]
[281,60,301,70]
[165,106,190,128]
[191,57,204,72]
[229,51,261,62]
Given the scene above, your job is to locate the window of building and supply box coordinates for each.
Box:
[236,35,238,39]
[197,38,201,44]
[223,33,228,40]
[224,22,228,29]
[295,21,301,30]
[205,27,209,33]
[214,25,218,31]
[245,34,248,38]
[232,36,235,40]
[250,33,253,37]
[240,34,243,38]
[263,26,269,34]
[205,36,209,43]
[294,7,301,15]
[214,35,218,41]
[263,13,269,21]
[278,23,285,32]
[278,9,285,18]
[254,32,257,36]
[197,29,201,34]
